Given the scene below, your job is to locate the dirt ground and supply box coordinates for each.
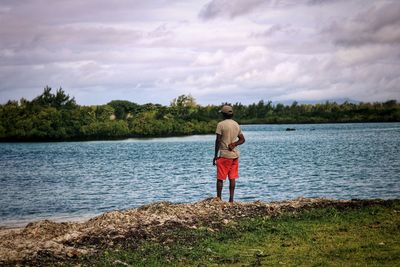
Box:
[0,197,392,266]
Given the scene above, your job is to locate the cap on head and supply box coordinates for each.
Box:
[219,105,233,114]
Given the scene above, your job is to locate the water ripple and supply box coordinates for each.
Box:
[0,123,399,226]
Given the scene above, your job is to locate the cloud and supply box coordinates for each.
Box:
[251,24,284,38]
[193,50,226,66]
[199,0,266,20]
[335,45,399,66]
[199,0,345,20]
[0,0,399,105]
[324,2,400,46]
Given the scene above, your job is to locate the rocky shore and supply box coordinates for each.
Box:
[0,197,394,266]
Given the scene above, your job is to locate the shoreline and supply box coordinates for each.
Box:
[0,197,398,265]
[2,192,399,230]
[0,121,398,143]
[0,213,100,230]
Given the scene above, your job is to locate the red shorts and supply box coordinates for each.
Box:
[216,157,239,180]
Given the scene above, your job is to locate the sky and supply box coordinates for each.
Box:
[0,0,399,105]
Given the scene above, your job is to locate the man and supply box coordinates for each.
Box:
[213,105,245,202]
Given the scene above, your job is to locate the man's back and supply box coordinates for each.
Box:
[216,119,242,159]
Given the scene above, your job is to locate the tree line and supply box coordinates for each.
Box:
[0,87,399,141]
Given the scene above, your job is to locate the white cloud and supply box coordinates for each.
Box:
[0,0,399,105]
[335,45,396,66]
[193,50,225,66]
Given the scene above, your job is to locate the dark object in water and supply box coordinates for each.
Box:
[285,128,296,131]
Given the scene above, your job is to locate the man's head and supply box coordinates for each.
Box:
[220,105,233,119]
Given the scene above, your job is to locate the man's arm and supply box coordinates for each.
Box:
[228,133,245,151]
[213,134,222,166]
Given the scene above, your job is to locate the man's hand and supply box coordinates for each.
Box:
[228,143,236,151]
[213,157,218,166]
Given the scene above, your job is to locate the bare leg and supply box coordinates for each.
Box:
[216,179,223,200]
[229,179,236,202]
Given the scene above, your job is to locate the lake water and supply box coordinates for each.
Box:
[1,123,399,227]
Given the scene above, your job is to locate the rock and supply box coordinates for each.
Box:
[113,259,130,266]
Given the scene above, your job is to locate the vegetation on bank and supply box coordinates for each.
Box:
[1,86,399,141]
[72,201,400,266]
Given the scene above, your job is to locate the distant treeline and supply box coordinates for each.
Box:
[0,87,399,141]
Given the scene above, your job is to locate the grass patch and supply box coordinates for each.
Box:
[71,201,400,266]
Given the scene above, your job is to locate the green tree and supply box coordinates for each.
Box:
[32,86,76,108]
[96,105,115,121]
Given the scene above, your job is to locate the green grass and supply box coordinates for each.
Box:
[72,202,400,266]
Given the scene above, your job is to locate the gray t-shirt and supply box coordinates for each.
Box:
[215,119,242,159]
